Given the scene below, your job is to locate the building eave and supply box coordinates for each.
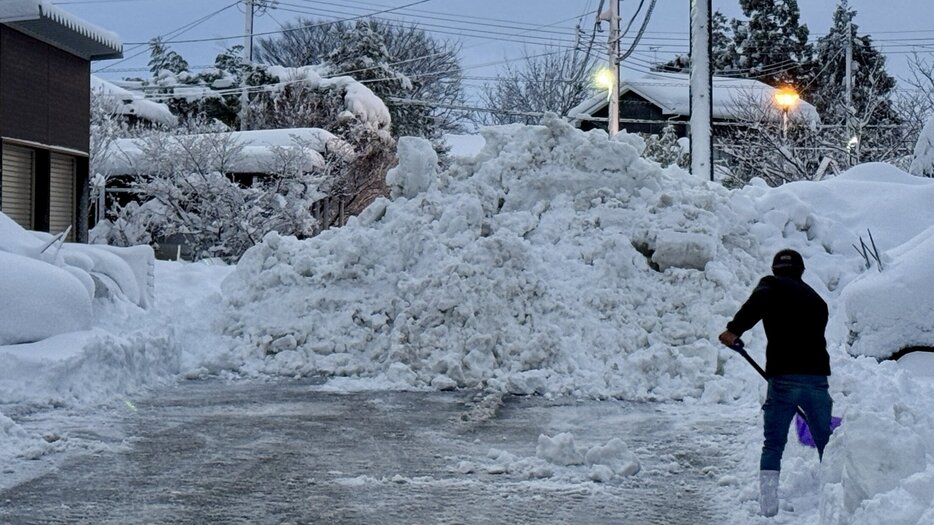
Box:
[2,1,122,60]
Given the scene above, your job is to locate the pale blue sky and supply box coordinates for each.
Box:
[56,0,931,87]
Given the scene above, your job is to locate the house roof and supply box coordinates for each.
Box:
[91,76,177,127]
[0,0,122,60]
[568,72,820,126]
[99,128,351,176]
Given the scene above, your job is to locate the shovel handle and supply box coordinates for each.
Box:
[728,340,768,379]
[727,339,810,423]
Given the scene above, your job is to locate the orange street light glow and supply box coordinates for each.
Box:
[774,87,800,109]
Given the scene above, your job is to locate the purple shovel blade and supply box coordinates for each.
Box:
[795,413,843,447]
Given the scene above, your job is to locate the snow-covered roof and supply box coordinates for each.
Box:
[91,76,177,127]
[0,0,122,60]
[99,128,347,176]
[568,72,819,126]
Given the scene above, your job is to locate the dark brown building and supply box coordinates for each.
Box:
[1,2,121,241]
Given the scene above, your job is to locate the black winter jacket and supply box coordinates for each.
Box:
[727,275,831,377]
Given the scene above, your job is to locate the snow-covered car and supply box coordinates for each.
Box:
[0,212,153,345]
[842,223,934,363]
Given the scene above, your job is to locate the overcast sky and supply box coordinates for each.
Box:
[58,0,931,89]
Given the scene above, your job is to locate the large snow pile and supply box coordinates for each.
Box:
[218,116,878,400]
[220,116,759,398]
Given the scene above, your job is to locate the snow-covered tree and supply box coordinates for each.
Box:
[324,20,437,141]
[255,18,466,136]
[716,88,828,186]
[137,42,275,129]
[808,2,904,166]
[147,37,189,76]
[478,47,596,126]
[730,0,812,88]
[655,12,739,75]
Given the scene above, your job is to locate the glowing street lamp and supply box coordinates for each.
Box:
[594,68,615,100]
[773,86,799,140]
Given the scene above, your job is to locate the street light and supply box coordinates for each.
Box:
[773,86,799,140]
[594,68,615,100]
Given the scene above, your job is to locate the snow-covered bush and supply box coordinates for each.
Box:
[93,117,395,261]
[642,124,689,169]
[93,128,330,261]
[909,115,934,177]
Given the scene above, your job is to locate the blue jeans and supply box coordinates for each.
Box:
[761,374,832,471]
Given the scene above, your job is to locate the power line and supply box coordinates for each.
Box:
[94,1,241,73]
[123,0,434,45]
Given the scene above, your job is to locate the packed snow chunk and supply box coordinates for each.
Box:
[536,433,584,466]
[584,438,640,477]
[0,411,46,463]
[651,231,717,271]
[0,251,92,345]
[832,410,928,519]
[386,137,438,200]
[842,225,934,358]
[910,115,934,177]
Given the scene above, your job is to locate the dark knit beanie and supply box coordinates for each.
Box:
[772,249,805,276]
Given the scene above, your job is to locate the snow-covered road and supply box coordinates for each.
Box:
[0,379,752,524]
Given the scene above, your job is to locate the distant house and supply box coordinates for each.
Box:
[567,72,819,137]
[91,76,177,128]
[0,0,122,241]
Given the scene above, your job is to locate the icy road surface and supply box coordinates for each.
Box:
[0,379,749,524]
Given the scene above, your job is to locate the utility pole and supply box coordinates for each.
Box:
[844,19,856,163]
[607,0,620,136]
[243,0,255,62]
[240,0,255,131]
[689,0,713,181]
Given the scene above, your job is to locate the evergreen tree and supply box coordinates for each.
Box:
[809,1,900,160]
[655,11,739,74]
[147,38,190,77]
[731,0,811,88]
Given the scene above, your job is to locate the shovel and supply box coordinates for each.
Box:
[726,338,842,448]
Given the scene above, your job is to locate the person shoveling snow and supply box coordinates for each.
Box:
[719,249,835,517]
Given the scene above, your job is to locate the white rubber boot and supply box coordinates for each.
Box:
[759,470,780,517]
